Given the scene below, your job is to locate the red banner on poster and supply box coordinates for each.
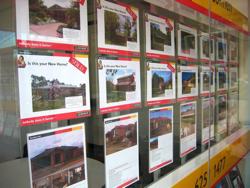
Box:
[69,57,87,74]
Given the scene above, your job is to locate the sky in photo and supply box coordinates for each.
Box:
[150,109,172,120]
[29,128,84,159]
[181,103,195,113]
[106,69,135,85]
[42,0,73,8]
[105,117,137,133]
[152,70,172,82]
[182,72,195,81]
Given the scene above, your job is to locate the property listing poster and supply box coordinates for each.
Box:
[200,32,215,62]
[145,13,175,59]
[149,106,173,173]
[98,58,141,114]
[229,67,238,90]
[200,66,215,96]
[97,0,140,56]
[104,113,139,188]
[146,61,176,106]
[216,38,228,63]
[180,101,197,157]
[17,53,90,126]
[228,94,239,134]
[16,0,88,52]
[27,124,88,188]
[202,98,215,144]
[217,94,227,135]
[177,24,198,61]
[178,65,198,100]
[217,67,228,92]
[229,40,238,64]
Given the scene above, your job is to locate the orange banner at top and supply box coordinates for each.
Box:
[176,0,249,34]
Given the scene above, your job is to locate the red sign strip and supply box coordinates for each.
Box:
[98,48,140,57]
[146,53,174,60]
[16,40,88,52]
[147,99,176,106]
[69,57,87,74]
[79,0,85,5]
[149,160,173,173]
[55,128,72,135]
[20,110,91,126]
[178,56,198,62]
[117,177,138,188]
[180,146,196,158]
[100,102,140,114]
[165,18,173,31]
[116,2,137,21]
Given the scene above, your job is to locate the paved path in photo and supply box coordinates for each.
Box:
[30,22,63,37]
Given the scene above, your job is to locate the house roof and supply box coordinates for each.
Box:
[32,146,81,160]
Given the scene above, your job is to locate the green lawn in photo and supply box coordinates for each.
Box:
[33,98,65,112]
[107,90,126,103]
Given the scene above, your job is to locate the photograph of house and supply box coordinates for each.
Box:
[104,10,137,46]
[218,96,227,122]
[105,122,137,155]
[202,39,213,58]
[181,31,195,54]
[202,72,213,91]
[151,70,172,98]
[31,74,86,112]
[150,109,172,138]
[106,69,136,103]
[229,41,238,61]
[28,128,85,188]
[182,72,196,94]
[181,104,196,138]
[150,137,158,151]
[29,0,80,38]
[218,72,226,89]
[203,102,214,128]
[230,71,238,88]
[218,41,227,60]
[228,97,239,132]
[150,22,171,51]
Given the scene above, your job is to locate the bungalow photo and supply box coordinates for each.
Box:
[151,70,172,98]
[218,95,227,123]
[29,0,81,38]
[218,71,227,89]
[202,39,213,58]
[202,72,213,91]
[181,31,195,54]
[202,101,214,129]
[218,41,227,60]
[105,122,137,155]
[182,72,196,94]
[149,137,158,151]
[106,69,136,103]
[31,74,86,112]
[150,22,171,51]
[230,70,238,88]
[181,103,196,139]
[28,128,86,188]
[230,41,238,62]
[150,108,173,138]
[228,96,239,132]
[104,10,137,47]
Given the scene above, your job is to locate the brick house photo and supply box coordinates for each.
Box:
[31,75,86,112]
[106,69,136,103]
[106,122,137,155]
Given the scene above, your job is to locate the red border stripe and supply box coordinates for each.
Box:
[16,40,88,52]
